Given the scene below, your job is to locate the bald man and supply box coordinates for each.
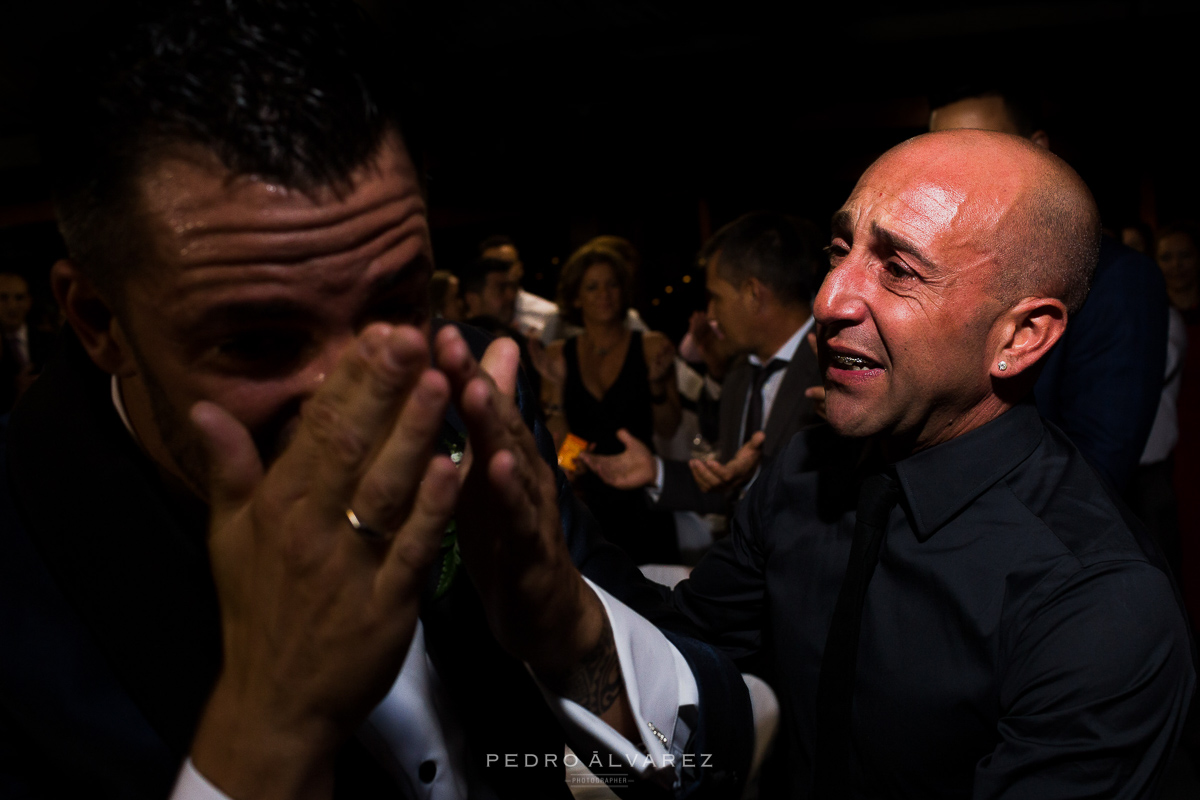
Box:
[930,90,1169,492]
[670,130,1194,798]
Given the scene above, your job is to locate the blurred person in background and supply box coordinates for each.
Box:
[1155,225,1200,640]
[427,269,463,321]
[930,86,1169,492]
[0,271,56,414]
[478,235,559,341]
[540,244,681,563]
[581,212,824,520]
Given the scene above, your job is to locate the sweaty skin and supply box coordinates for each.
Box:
[816,131,1085,458]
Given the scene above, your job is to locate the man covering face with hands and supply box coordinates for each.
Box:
[0,1,751,798]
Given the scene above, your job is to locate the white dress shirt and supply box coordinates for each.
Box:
[109,379,701,799]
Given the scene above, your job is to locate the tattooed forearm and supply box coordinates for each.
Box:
[559,619,624,716]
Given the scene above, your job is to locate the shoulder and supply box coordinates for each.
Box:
[997,423,1150,565]
[1087,238,1167,303]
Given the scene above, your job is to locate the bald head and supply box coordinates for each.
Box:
[868,130,1099,314]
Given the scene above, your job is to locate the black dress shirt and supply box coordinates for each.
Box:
[674,402,1195,798]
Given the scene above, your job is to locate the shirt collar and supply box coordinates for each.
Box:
[110,375,139,441]
[892,403,1045,541]
[748,315,815,367]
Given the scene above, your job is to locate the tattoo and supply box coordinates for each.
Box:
[562,620,624,716]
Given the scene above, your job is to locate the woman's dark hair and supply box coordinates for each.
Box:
[555,245,633,327]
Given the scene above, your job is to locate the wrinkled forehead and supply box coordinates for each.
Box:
[131,137,429,292]
[843,144,1022,246]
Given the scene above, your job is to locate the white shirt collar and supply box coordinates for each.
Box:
[110,375,139,441]
[747,314,815,367]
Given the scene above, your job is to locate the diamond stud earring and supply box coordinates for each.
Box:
[998,361,1008,372]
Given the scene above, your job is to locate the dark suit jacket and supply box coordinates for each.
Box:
[0,325,58,414]
[1034,237,1168,491]
[657,335,822,515]
[0,325,752,799]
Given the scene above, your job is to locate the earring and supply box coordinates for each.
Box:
[998,361,1008,372]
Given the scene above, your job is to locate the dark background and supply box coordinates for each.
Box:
[2,0,1198,338]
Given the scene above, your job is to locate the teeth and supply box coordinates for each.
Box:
[833,354,878,371]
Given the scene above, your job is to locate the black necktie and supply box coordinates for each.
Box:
[742,358,787,445]
[810,472,900,799]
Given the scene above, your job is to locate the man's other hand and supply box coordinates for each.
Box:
[433,326,636,736]
[188,324,460,800]
[578,429,657,490]
[689,431,764,493]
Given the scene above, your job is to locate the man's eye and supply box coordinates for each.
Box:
[367,299,427,326]
[214,333,309,374]
[824,243,849,263]
[885,261,913,279]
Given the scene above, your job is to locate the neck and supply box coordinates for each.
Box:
[752,305,810,362]
[879,393,1010,463]
[118,373,205,500]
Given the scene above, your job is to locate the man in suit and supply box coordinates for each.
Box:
[582,212,823,515]
[0,1,751,797]
[0,271,56,413]
[928,87,1169,491]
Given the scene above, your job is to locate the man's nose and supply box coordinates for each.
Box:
[813,256,869,328]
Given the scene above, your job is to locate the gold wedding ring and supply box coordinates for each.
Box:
[345,507,389,542]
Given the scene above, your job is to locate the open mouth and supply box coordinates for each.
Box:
[830,353,882,371]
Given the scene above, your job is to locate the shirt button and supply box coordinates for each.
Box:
[418,760,437,783]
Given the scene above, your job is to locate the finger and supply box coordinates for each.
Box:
[376,454,460,605]
[689,459,724,491]
[807,331,819,356]
[804,385,826,400]
[480,336,521,399]
[458,375,513,466]
[743,431,766,452]
[279,324,429,516]
[190,400,264,521]
[614,428,643,453]
[348,369,450,536]
[433,325,486,397]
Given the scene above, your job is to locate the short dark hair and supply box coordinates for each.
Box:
[699,212,817,305]
[929,84,1042,138]
[1156,222,1199,251]
[459,257,513,296]
[479,235,516,256]
[39,0,403,302]
[555,245,633,327]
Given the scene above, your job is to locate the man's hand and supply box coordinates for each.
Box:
[433,327,636,736]
[689,431,765,493]
[577,429,657,490]
[188,324,460,800]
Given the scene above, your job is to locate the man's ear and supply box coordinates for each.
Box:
[989,295,1067,379]
[50,259,137,377]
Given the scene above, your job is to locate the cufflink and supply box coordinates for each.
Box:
[647,720,668,746]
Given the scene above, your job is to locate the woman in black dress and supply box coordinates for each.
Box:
[541,244,681,564]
